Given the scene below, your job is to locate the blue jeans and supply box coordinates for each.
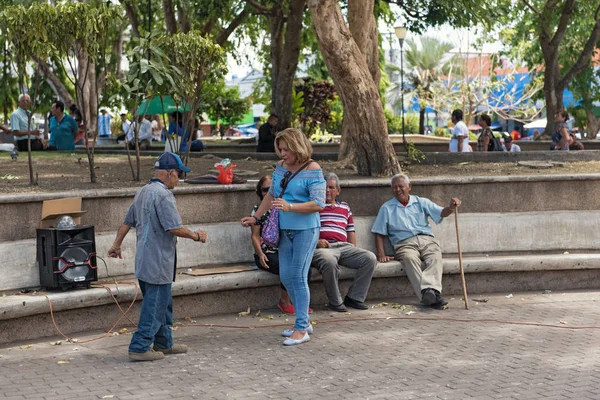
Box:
[279,228,319,331]
[129,280,173,353]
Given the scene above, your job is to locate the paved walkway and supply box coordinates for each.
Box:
[2,290,600,400]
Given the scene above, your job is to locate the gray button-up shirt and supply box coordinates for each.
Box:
[124,179,183,285]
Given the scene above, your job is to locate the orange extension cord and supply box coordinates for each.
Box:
[185,316,600,331]
[40,280,139,344]
[27,286,600,346]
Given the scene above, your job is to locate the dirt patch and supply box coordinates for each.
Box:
[1,152,599,194]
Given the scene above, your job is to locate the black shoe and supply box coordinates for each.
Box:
[431,292,449,310]
[328,302,348,312]
[420,288,437,306]
[344,296,368,310]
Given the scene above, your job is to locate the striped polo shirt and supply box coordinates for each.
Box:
[319,200,355,242]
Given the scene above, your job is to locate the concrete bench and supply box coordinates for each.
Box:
[4,210,600,343]
[3,211,600,292]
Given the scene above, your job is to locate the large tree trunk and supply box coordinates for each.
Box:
[535,0,600,136]
[121,0,140,38]
[586,109,600,139]
[268,6,284,121]
[33,58,76,108]
[77,50,98,183]
[273,0,304,129]
[308,0,400,176]
[339,0,380,160]
[163,0,178,34]
[419,106,425,135]
[176,0,191,33]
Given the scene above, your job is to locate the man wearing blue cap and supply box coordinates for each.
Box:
[108,152,207,362]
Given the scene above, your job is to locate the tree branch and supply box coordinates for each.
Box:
[31,56,76,107]
[215,7,250,46]
[561,12,600,87]
[163,0,178,34]
[520,0,541,15]
[245,0,271,14]
[549,0,575,48]
[120,0,140,38]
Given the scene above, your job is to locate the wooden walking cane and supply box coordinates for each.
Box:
[454,206,469,310]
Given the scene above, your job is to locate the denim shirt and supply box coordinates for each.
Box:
[124,179,183,284]
[371,195,444,246]
[268,163,326,230]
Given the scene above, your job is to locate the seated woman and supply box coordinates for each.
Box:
[251,176,312,314]
[189,119,205,152]
[166,112,190,153]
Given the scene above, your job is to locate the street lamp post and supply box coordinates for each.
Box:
[395,26,407,146]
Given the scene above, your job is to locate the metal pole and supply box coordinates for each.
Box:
[399,39,405,145]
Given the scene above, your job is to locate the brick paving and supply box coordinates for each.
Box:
[2,290,600,399]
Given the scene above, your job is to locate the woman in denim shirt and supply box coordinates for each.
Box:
[242,128,325,346]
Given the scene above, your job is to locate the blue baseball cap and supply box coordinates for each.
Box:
[154,152,191,173]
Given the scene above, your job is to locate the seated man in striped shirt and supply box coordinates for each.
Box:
[311,173,377,312]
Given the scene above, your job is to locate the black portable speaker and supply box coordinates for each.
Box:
[36,225,98,290]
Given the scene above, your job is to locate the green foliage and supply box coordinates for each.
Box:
[385,108,402,134]
[406,141,425,164]
[567,106,587,132]
[404,113,419,135]
[294,77,336,136]
[434,127,450,137]
[46,2,121,64]
[122,30,177,112]
[156,31,227,102]
[204,82,250,133]
[388,0,511,33]
[498,0,600,111]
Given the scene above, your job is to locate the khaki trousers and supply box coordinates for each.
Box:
[393,235,443,300]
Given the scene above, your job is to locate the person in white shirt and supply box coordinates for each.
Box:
[126,116,153,150]
[504,135,521,152]
[449,109,471,152]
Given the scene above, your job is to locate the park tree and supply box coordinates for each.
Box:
[308,0,399,176]
[204,82,250,137]
[44,2,122,183]
[401,36,459,135]
[0,30,18,124]
[0,3,54,185]
[245,0,306,130]
[501,0,600,135]
[294,77,337,136]
[157,30,227,163]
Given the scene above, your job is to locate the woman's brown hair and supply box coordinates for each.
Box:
[274,128,313,164]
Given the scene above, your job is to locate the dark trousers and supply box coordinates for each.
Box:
[254,251,312,291]
[16,139,44,152]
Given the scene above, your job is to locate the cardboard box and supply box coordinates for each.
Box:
[39,197,87,228]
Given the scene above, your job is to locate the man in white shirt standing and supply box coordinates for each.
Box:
[449,109,471,152]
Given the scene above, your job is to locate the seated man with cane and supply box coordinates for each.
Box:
[371,174,461,310]
[311,173,377,312]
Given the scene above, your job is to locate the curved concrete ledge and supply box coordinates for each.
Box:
[5,174,600,243]
[3,173,600,204]
[4,252,600,322]
[420,150,600,165]
[4,212,600,292]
